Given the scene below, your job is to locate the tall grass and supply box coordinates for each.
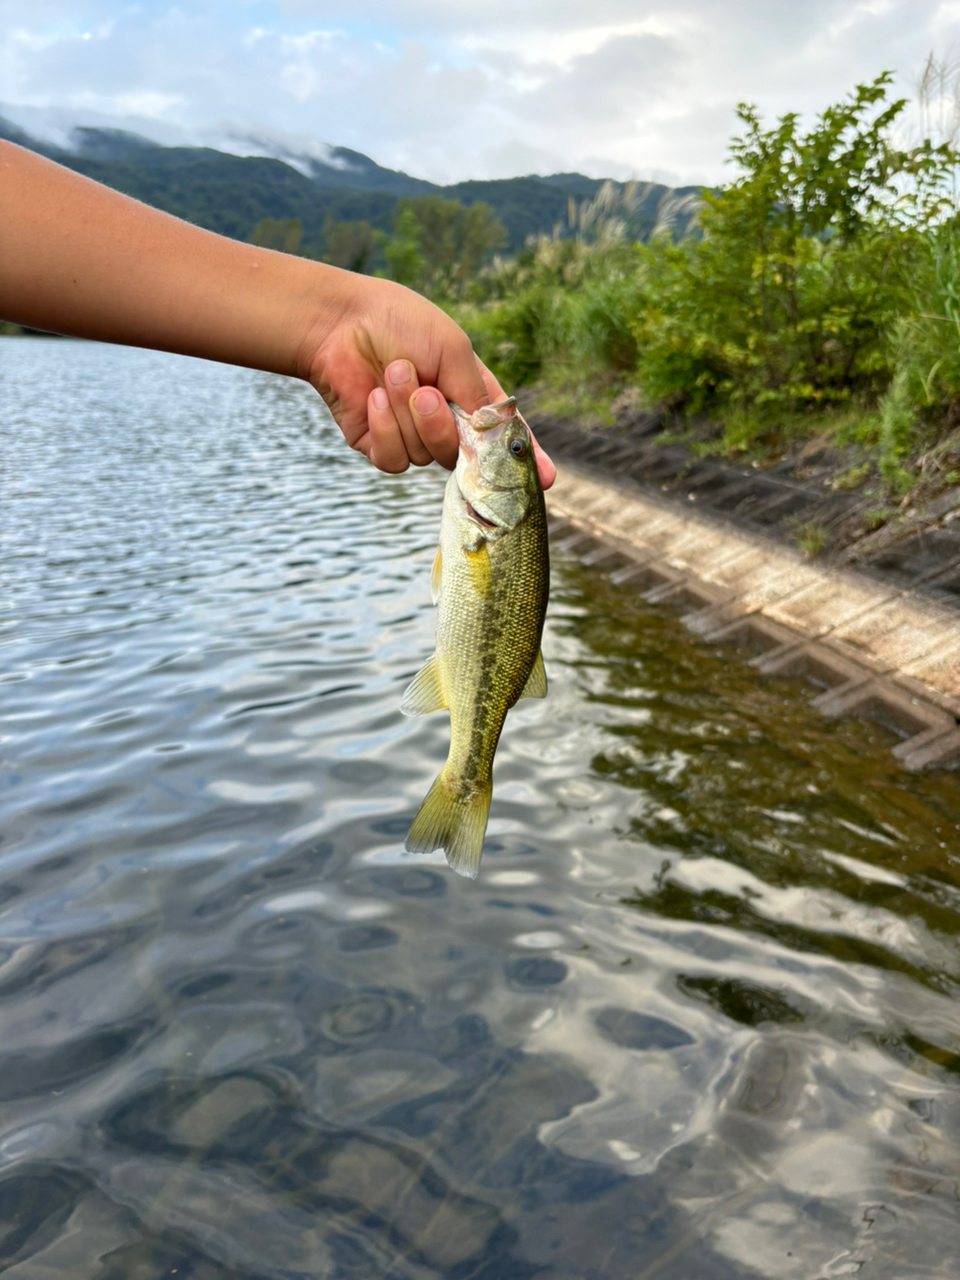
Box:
[875,222,960,481]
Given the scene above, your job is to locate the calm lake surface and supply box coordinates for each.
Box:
[2,338,960,1280]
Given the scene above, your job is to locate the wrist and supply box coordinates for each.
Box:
[291,264,379,386]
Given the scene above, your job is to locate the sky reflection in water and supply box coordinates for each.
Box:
[1,339,959,1279]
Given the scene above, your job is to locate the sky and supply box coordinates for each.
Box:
[3,1,960,186]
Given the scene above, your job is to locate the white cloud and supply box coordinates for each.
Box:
[2,1,960,184]
[455,14,684,69]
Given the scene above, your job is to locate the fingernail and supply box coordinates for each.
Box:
[372,387,389,410]
[413,388,440,415]
[387,361,411,386]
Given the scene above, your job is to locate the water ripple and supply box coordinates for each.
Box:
[2,340,960,1278]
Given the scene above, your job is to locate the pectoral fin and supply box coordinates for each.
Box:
[518,649,548,700]
[464,543,492,596]
[400,654,447,716]
[431,546,442,604]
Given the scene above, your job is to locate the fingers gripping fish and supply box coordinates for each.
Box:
[401,398,550,878]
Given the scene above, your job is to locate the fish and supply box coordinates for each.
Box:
[401,397,550,879]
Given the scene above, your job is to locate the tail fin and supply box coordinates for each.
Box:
[405,771,492,880]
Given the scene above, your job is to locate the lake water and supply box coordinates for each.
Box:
[2,338,959,1280]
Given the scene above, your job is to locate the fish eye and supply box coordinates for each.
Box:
[509,437,528,458]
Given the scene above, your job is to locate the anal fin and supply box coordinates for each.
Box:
[400,654,447,716]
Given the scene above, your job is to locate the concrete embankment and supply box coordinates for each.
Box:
[532,415,960,772]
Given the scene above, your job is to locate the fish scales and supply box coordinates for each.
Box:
[402,398,549,878]
[440,492,547,786]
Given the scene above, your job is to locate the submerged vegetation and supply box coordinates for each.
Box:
[427,67,960,514]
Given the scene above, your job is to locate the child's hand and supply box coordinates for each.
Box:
[305,275,556,488]
[0,142,555,489]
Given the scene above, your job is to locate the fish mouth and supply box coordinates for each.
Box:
[450,398,518,434]
[451,398,518,455]
[465,500,499,531]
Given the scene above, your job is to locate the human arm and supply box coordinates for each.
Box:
[0,141,554,485]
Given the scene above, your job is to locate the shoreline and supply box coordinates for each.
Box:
[539,450,960,772]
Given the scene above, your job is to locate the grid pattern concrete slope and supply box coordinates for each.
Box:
[547,463,960,772]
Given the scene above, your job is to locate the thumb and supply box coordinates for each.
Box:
[434,331,492,414]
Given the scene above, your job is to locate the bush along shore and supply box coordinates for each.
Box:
[447,69,960,570]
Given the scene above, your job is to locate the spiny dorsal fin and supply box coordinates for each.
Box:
[517,649,548,701]
[400,654,447,716]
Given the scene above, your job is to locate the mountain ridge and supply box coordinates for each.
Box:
[1,114,700,256]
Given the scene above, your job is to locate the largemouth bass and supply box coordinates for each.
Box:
[402,397,550,879]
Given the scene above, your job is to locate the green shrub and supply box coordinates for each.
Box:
[633,75,955,419]
[455,70,960,496]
